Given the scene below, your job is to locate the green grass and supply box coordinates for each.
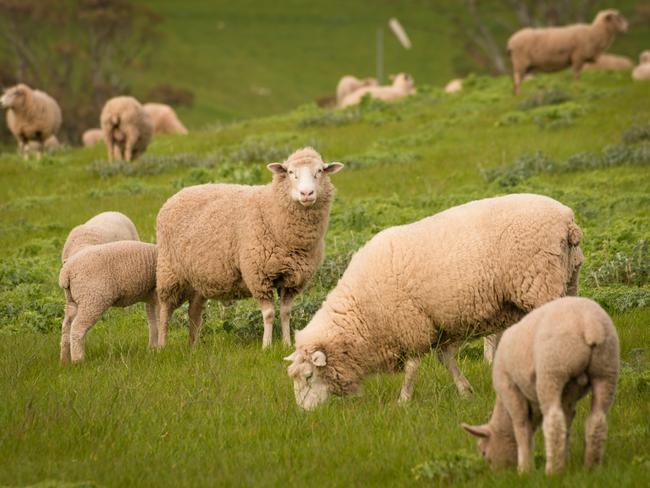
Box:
[1,71,649,486]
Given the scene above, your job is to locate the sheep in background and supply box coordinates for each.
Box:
[100,96,153,162]
[155,147,344,349]
[463,297,619,475]
[583,53,634,71]
[285,194,583,410]
[0,83,62,158]
[143,103,188,135]
[82,128,104,147]
[336,76,379,107]
[632,50,650,80]
[26,135,61,155]
[445,78,463,93]
[339,73,415,108]
[508,9,628,94]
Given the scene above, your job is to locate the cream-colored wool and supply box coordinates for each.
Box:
[142,103,188,135]
[632,50,650,80]
[339,73,415,108]
[82,128,104,147]
[286,194,583,410]
[0,84,62,158]
[62,211,140,263]
[445,78,463,93]
[463,297,619,475]
[335,76,379,107]
[507,9,628,94]
[59,241,158,363]
[100,96,153,162]
[156,148,344,349]
[583,53,634,71]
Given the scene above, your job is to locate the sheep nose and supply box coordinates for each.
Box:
[301,190,314,198]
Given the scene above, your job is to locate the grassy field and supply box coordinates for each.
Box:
[1,71,649,487]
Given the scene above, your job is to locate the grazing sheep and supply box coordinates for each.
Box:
[339,73,415,108]
[0,83,62,158]
[100,96,153,162]
[82,128,104,147]
[632,50,650,80]
[156,147,344,349]
[26,135,61,155]
[62,211,140,263]
[445,78,463,93]
[59,241,158,363]
[508,9,629,94]
[285,194,583,410]
[462,297,619,475]
[583,53,634,71]
[142,103,188,135]
[336,76,379,107]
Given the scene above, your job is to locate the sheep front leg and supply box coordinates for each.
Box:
[124,139,134,162]
[157,301,174,349]
[145,298,158,348]
[398,357,421,403]
[483,332,502,364]
[60,300,77,363]
[279,288,296,346]
[188,293,206,346]
[258,298,275,349]
[500,387,535,473]
[437,344,473,397]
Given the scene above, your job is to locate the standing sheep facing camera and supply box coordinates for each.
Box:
[335,75,379,107]
[155,147,344,349]
[143,103,188,135]
[508,9,628,94]
[285,194,583,410]
[339,73,415,108]
[0,84,62,158]
[463,297,619,475]
[100,96,153,162]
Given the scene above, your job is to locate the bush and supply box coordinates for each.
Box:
[518,86,572,110]
[481,151,556,187]
[412,451,485,483]
[585,240,649,287]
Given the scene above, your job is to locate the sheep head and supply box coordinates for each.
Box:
[391,73,415,93]
[640,50,650,65]
[285,349,331,410]
[0,84,30,110]
[267,147,343,208]
[595,9,628,34]
[462,423,518,469]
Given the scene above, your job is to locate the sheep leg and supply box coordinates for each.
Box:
[145,298,158,348]
[500,386,535,473]
[572,60,584,80]
[483,332,502,364]
[60,299,77,363]
[258,298,275,349]
[538,375,568,474]
[69,306,104,363]
[398,357,421,403]
[513,69,523,95]
[584,377,616,468]
[157,301,174,349]
[113,144,123,161]
[106,139,114,162]
[124,139,134,162]
[279,288,296,346]
[188,293,206,346]
[437,344,473,397]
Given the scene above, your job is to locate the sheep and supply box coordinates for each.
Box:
[507,9,629,94]
[142,103,188,135]
[26,135,61,154]
[462,297,619,475]
[336,75,379,107]
[632,50,650,80]
[59,241,158,363]
[155,147,344,349]
[583,53,634,71]
[62,211,140,263]
[100,96,153,162]
[445,78,463,93]
[285,194,583,410]
[0,83,62,158]
[82,128,104,147]
[339,73,415,108]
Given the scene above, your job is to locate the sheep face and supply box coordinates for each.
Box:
[267,152,343,208]
[640,50,650,65]
[596,9,628,33]
[0,84,28,110]
[462,423,517,469]
[285,350,331,410]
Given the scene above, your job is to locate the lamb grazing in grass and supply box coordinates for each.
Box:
[463,297,619,475]
[583,53,633,71]
[156,147,344,349]
[508,9,629,94]
[632,50,650,80]
[285,194,583,410]
[445,78,463,93]
[100,96,153,162]
[0,83,62,158]
[82,128,104,147]
[59,241,158,363]
[339,73,415,108]
[62,211,140,263]
[142,103,188,135]
[336,75,379,107]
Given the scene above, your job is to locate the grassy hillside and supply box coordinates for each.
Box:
[1,71,649,486]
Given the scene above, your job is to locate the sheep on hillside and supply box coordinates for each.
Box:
[155,147,344,349]
[463,297,619,475]
[445,79,463,93]
[339,73,415,108]
[143,103,188,135]
[507,9,628,94]
[82,128,104,147]
[100,96,153,162]
[583,53,634,71]
[632,50,650,80]
[0,83,62,158]
[285,194,583,410]
[336,76,379,107]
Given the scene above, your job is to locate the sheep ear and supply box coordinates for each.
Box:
[267,163,286,174]
[462,423,490,438]
[284,351,298,362]
[311,350,327,367]
[324,162,344,174]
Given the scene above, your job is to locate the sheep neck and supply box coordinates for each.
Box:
[10,89,36,118]
[590,21,617,52]
[490,396,517,441]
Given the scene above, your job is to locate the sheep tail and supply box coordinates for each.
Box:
[567,222,582,247]
[583,321,606,347]
[110,114,120,128]
[58,266,70,290]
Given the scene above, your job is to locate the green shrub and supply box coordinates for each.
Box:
[412,451,485,483]
[518,86,571,110]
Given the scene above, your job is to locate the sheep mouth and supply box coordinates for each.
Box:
[299,198,316,207]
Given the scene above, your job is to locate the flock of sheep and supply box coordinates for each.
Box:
[1,7,646,477]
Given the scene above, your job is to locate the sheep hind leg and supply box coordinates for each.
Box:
[585,377,616,468]
[145,297,158,348]
[258,298,275,349]
[398,357,421,403]
[60,299,77,363]
[188,293,206,347]
[437,344,473,397]
[538,375,569,474]
[69,306,104,363]
[157,300,175,349]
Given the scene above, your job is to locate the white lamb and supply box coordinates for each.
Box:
[632,50,650,80]
[339,73,415,108]
[285,194,583,410]
[336,76,379,107]
[463,297,619,475]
